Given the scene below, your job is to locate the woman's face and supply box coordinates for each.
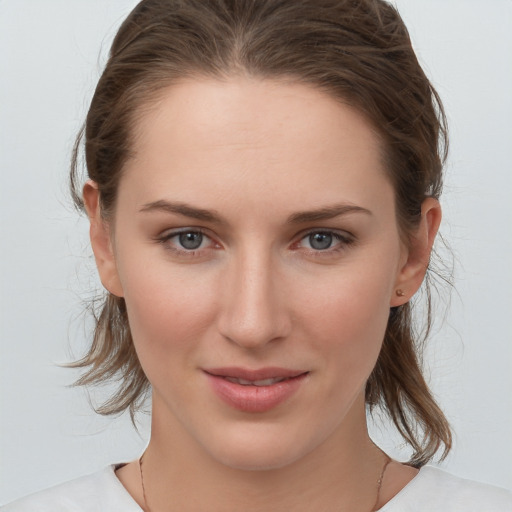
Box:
[89,78,422,470]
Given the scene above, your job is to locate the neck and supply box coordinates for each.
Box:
[141,393,387,512]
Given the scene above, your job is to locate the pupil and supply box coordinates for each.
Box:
[179,232,203,250]
[310,232,332,250]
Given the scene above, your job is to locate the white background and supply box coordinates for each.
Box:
[1,0,511,505]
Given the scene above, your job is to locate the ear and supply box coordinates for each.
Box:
[83,180,124,297]
[390,197,442,307]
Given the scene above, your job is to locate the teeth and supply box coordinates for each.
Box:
[225,376,287,386]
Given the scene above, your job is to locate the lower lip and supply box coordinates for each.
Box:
[205,373,308,413]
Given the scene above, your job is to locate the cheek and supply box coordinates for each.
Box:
[305,289,390,358]
[296,259,396,377]
[118,257,218,366]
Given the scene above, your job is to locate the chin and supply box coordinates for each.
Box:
[212,445,303,472]
[201,423,318,472]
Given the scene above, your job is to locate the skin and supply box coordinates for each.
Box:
[84,77,440,511]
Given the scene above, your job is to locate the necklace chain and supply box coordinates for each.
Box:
[372,454,391,511]
[139,451,390,512]
[139,452,150,512]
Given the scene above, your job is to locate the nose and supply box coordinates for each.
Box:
[217,248,292,350]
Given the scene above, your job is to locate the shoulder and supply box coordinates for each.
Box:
[0,466,141,512]
[380,466,512,512]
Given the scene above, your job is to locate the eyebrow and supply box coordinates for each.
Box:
[139,200,225,224]
[287,204,372,224]
[139,200,371,225]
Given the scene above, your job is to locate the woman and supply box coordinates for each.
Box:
[2,0,511,510]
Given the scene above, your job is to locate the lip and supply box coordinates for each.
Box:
[204,367,309,413]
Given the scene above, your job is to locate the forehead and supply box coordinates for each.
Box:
[121,77,392,216]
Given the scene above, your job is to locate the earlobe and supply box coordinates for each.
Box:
[390,198,442,307]
[83,181,124,297]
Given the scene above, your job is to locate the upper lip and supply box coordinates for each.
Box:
[204,367,308,381]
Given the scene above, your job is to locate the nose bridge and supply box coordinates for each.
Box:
[218,241,290,349]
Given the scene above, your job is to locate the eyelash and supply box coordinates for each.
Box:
[294,230,355,256]
[155,228,355,258]
[156,228,216,258]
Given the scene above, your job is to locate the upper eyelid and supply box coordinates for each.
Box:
[295,227,354,241]
[158,226,209,239]
[156,227,211,246]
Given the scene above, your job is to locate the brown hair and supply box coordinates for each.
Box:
[70,0,451,466]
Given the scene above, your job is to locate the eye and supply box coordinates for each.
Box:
[307,232,334,250]
[158,228,216,254]
[297,230,354,252]
[177,231,205,250]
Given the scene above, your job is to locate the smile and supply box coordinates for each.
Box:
[204,368,309,413]
[224,376,290,386]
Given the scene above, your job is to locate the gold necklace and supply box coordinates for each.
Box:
[139,451,150,512]
[139,452,390,512]
[371,454,391,511]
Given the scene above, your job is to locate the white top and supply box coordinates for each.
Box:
[2,465,512,511]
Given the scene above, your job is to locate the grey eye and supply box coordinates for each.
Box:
[179,232,204,250]
[309,232,333,250]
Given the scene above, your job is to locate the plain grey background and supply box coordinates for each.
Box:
[1,0,511,505]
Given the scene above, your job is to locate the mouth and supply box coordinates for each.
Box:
[204,367,308,384]
[223,376,293,386]
[203,367,309,412]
